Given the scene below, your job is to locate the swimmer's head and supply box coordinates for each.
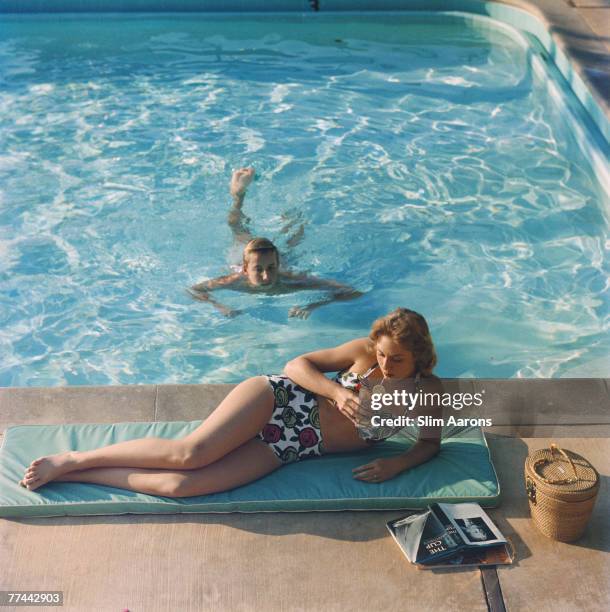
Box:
[242,237,280,288]
[368,308,437,378]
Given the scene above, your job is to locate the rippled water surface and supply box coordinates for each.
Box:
[0,13,608,385]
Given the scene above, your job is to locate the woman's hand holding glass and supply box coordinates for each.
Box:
[333,386,373,426]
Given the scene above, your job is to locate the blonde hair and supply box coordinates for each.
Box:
[242,237,279,269]
[369,308,437,375]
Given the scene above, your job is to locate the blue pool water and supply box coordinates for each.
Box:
[0,13,608,385]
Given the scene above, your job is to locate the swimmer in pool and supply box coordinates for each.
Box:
[187,168,362,319]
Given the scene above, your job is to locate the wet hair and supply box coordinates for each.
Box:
[242,237,280,269]
[368,307,437,375]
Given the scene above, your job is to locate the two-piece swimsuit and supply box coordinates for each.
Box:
[256,366,411,464]
[256,375,323,464]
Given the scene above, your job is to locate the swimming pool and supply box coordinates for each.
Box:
[0,11,608,385]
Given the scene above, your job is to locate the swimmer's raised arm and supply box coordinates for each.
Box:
[281,271,364,319]
[187,273,242,317]
[227,167,255,244]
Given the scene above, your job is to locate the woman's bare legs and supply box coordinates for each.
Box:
[25,438,282,497]
[20,376,275,491]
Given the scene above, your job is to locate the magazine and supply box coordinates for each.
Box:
[415,542,514,570]
[387,502,513,568]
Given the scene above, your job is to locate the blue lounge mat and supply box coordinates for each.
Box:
[0,420,500,517]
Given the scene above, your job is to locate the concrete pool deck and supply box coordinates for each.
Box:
[1,382,608,611]
[506,0,610,126]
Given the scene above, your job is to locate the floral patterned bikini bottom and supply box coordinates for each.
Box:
[257,375,325,464]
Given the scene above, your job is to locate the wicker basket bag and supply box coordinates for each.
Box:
[524,443,599,542]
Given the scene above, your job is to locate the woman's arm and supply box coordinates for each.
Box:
[353,377,443,483]
[284,337,367,398]
[396,437,441,470]
[284,337,371,422]
[353,439,440,483]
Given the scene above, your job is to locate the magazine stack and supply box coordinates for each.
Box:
[387,502,514,569]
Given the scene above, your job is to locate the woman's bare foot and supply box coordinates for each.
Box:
[230,167,255,198]
[19,452,78,491]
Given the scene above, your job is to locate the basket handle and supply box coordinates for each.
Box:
[533,443,579,484]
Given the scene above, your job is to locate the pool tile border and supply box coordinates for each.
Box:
[1,379,608,437]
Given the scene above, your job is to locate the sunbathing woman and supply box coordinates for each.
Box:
[187,167,362,319]
[20,308,442,495]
